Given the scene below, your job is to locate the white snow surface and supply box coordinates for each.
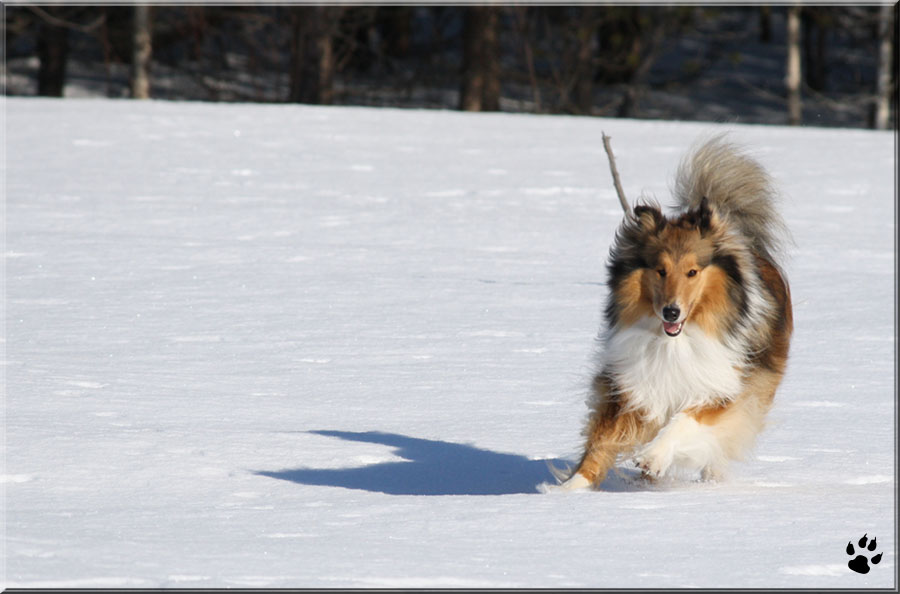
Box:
[3,97,896,588]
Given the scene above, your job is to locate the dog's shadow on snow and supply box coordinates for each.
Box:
[255,430,642,496]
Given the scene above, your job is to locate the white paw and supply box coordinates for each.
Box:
[537,471,592,493]
[634,445,674,478]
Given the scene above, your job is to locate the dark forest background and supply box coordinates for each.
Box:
[4,4,897,129]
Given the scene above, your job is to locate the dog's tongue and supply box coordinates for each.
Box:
[663,321,682,335]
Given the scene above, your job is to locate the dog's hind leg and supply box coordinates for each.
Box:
[690,373,781,472]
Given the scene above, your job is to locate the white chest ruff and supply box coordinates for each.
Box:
[601,317,745,424]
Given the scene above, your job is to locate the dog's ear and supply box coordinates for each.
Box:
[697,196,712,233]
[694,196,722,235]
[633,204,666,235]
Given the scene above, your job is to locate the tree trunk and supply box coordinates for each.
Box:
[814,16,826,91]
[785,5,803,126]
[802,9,826,92]
[481,8,501,111]
[459,6,501,112]
[513,6,541,113]
[131,5,152,99]
[874,3,894,129]
[37,17,68,96]
[759,6,772,43]
[460,8,484,111]
[289,6,339,105]
[618,86,637,118]
[382,7,412,58]
[573,7,598,115]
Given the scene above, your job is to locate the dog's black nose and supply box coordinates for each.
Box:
[662,305,680,322]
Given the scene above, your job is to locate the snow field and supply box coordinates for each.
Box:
[3,98,895,588]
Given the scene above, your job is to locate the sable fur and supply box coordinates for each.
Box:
[548,136,793,490]
[672,134,791,265]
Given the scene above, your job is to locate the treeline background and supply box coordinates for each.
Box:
[4,4,897,129]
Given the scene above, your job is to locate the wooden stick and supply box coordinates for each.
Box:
[601,131,631,216]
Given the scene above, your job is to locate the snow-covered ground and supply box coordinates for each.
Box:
[3,97,895,588]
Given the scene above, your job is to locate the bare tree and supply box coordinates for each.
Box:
[759,6,772,43]
[28,7,107,97]
[36,10,70,96]
[785,5,803,126]
[381,7,413,60]
[513,6,541,112]
[131,5,152,99]
[289,6,342,104]
[459,6,501,111]
[577,7,685,118]
[572,7,598,115]
[481,8,501,111]
[802,8,828,92]
[874,3,895,130]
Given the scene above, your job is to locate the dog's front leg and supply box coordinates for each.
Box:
[634,408,728,479]
[556,379,653,490]
[633,412,694,478]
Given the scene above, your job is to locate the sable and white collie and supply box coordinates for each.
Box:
[550,136,793,490]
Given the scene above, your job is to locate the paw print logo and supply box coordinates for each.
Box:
[846,534,882,574]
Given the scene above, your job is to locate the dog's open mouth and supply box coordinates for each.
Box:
[663,321,684,337]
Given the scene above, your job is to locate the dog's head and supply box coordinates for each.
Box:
[610,198,731,337]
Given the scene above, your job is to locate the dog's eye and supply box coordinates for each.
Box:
[687,269,698,278]
[657,269,667,278]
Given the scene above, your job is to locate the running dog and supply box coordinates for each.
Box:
[550,136,793,490]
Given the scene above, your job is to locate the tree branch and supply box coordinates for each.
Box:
[601,132,631,216]
[27,6,106,34]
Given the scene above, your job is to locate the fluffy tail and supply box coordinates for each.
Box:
[673,135,790,265]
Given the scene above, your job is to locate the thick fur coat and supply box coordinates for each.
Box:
[551,136,793,490]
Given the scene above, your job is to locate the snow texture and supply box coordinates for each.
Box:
[3,97,896,588]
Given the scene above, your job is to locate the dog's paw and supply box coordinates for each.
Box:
[633,446,673,479]
[537,471,592,493]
